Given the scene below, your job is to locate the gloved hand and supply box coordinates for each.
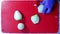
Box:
[38,0,56,14]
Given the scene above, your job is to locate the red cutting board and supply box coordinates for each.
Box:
[1,1,58,33]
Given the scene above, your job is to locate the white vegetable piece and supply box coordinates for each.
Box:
[34,4,37,7]
[38,5,44,13]
[14,10,22,21]
[17,23,24,30]
[31,14,39,24]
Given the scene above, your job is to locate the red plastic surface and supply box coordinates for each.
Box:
[2,0,43,1]
[2,1,58,33]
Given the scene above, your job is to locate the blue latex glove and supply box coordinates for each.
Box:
[40,0,56,14]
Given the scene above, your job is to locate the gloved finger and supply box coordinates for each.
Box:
[46,8,52,14]
[42,5,47,14]
[40,1,45,5]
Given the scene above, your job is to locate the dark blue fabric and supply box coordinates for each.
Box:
[59,0,60,1]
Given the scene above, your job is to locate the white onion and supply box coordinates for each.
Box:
[38,5,44,13]
[14,10,22,21]
[17,23,24,30]
[31,14,39,24]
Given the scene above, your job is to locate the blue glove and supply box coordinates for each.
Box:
[40,0,56,14]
